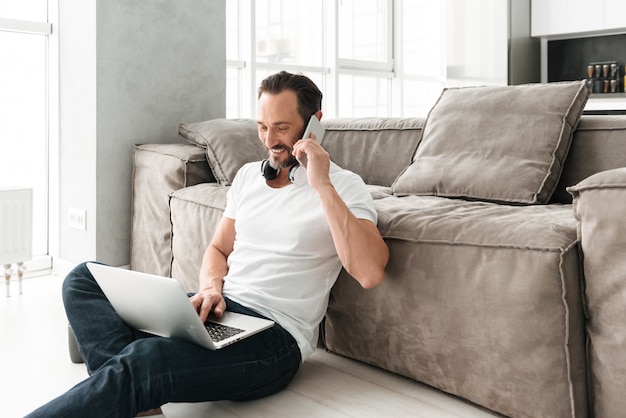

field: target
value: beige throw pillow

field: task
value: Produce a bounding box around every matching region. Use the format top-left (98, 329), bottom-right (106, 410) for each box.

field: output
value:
top-left (392, 81), bottom-right (589, 204)
top-left (179, 118), bottom-right (264, 186)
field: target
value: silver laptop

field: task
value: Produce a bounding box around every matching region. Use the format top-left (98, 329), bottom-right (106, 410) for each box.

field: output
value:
top-left (87, 263), bottom-right (274, 350)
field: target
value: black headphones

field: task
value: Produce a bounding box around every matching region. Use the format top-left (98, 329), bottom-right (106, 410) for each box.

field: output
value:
top-left (261, 160), bottom-right (307, 185)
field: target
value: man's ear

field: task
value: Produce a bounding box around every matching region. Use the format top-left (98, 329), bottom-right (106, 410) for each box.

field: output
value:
top-left (315, 110), bottom-right (323, 122)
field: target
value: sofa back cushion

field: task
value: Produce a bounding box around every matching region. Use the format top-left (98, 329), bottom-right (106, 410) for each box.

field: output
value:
top-left (552, 115), bottom-right (626, 203)
top-left (180, 117), bottom-right (425, 187)
top-left (321, 118), bottom-right (424, 187)
top-left (392, 81), bottom-right (589, 204)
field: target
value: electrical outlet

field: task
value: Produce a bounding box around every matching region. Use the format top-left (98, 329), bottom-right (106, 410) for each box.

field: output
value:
top-left (68, 207), bottom-right (87, 231)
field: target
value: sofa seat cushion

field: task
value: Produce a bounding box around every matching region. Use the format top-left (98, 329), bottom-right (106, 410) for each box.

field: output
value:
top-left (169, 183), bottom-right (392, 292)
top-left (169, 183), bottom-right (229, 292)
top-left (324, 196), bottom-right (587, 418)
top-left (376, 195), bottom-right (577, 247)
top-left (367, 184), bottom-right (392, 200)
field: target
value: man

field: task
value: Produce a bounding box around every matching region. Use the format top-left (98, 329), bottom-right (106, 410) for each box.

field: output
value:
top-left (27, 71), bottom-right (388, 417)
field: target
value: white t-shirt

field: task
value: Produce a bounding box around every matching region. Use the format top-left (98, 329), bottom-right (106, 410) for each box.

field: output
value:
top-left (222, 161), bottom-right (377, 360)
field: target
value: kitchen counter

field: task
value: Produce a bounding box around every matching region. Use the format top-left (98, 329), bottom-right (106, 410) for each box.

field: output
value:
top-left (584, 93), bottom-right (626, 114)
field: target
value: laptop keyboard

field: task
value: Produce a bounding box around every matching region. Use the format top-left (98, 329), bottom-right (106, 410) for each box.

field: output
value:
top-left (204, 321), bottom-right (245, 342)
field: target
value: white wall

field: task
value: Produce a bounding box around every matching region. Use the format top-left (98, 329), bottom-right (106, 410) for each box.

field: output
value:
top-left (58, 0), bottom-right (97, 263)
top-left (57, 0), bottom-right (225, 266)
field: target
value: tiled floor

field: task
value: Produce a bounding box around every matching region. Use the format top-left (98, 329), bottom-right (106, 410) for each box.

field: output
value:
top-left (1, 275), bottom-right (500, 417)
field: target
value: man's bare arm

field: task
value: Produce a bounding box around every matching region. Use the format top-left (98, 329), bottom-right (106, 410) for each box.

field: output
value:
top-left (189, 216), bottom-right (235, 321)
top-left (317, 184), bottom-right (388, 288)
top-left (293, 137), bottom-right (388, 288)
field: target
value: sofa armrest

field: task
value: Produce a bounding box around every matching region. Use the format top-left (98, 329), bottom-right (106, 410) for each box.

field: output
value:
top-left (567, 167), bottom-right (626, 417)
top-left (131, 143), bottom-right (213, 277)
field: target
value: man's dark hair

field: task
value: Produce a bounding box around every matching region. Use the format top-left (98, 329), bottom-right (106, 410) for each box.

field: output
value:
top-left (258, 71), bottom-right (323, 124)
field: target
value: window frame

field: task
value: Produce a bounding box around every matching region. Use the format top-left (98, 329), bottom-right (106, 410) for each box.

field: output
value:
top-left (0, 17), bottom-right (51, 35)
top-left (0, 5), bottom-right (56, 274)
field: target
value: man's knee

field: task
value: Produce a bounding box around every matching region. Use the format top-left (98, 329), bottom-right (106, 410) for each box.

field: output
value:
top-left (62, 261), bottom-right (97, 303)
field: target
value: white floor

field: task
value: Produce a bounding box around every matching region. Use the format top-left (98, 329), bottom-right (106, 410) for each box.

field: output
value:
top-left (1, 275), bottom-right (501, 418)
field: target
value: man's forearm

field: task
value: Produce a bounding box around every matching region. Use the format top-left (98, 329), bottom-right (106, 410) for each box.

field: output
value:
top-left (197, 216), bottom-right (236, 293)
top-left (315, 184), bottom-right (388, 288)
top-left (198, 245), bottom-right (228, 293)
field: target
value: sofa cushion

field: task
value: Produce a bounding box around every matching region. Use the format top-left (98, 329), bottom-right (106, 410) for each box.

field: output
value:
top-left (392, 81), bottom-right (589, 204)
top-left (321, 118), bottom-right (424, 187)
top-left (568, 168), bottom-right (626, 418)
top-left (552, 115), bottom-right (626, 203)
top-left (179, 118), bottom-right (265, 186)
top-left (169, 183), bottom-right (229, 292)
top-left (169, 183), bottom-right (391, 292)
top-left (131, 144), bottom-right (213, 277)
top-left (366, 184), bottom-right (392, 200)
top-left (179, 117), bottom-right (426, 188)
top-left (324, 195), bottom-right (587, 417)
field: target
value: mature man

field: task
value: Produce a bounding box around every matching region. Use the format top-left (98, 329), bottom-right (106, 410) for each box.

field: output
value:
top-left (27, 71), bottom-right (388, 417)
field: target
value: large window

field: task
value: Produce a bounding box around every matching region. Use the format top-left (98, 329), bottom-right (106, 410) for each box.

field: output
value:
top-left (227, 0), bottom-right (331, 117)
top-left (337, 0), bottom-right (393, 117)
top-left (226, 0), bottom-right (446, 119)
top-left (227, 0), bottom-right (514, 119)
top-left (399, 1), bottom-right (446, 116)
top-left (0, 2), bottom-right (53, 271)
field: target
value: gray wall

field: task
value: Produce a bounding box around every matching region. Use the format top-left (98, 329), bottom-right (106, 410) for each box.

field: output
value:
top-left (58, 0), bottom-right (225, 266)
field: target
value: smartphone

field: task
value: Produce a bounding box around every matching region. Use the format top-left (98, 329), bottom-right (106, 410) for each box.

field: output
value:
top-left (298, 115), bottom-right (325, 168)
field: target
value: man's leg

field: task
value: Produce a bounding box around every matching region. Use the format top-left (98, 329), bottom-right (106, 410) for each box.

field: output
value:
top-left (27, 267), bottom-right (301, 417)
top-left (61, 262), bottom-right (140, 374)
top-left (27, 318), bottom-right (301, 417)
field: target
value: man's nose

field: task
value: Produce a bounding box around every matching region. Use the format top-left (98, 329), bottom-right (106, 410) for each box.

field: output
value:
top-left (263, 129), bottom-right (279, 148)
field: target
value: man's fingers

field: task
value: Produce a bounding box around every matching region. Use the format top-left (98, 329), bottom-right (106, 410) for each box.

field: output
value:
top-left (213, 298), bottom-right (226, 317)
top-left (197, 293), bottom-right (226, 322)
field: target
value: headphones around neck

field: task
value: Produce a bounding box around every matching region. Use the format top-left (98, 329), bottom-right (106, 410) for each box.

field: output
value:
top-left (261, 160), bottom-right (307, 185)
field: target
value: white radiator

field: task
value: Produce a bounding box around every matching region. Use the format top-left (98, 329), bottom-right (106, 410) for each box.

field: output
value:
top-left (0, 187), bottom-right (33, 265)
top-left (1, 187), bottom-right (33, 296)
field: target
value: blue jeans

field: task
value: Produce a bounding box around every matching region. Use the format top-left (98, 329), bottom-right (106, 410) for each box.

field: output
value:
top-left (26, 262), bottom-right (301, 418)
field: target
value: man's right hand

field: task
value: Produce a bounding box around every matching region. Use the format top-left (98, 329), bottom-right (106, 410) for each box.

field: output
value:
top-left (189, 288), bottom-right (226, 323)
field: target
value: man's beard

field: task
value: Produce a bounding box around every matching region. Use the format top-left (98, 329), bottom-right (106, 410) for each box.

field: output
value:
top-left (268, 146), bottom-right (297, 170)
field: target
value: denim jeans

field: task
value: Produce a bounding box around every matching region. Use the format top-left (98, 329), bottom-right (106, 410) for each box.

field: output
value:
top-left (26, 262), bottom-right (301, 418)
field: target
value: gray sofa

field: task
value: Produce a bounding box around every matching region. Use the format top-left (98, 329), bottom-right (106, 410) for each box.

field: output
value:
top-left (130, 81), bottom-right (626, 417)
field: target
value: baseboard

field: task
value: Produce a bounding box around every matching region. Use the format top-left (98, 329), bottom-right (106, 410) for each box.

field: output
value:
top-left (51, 258), bottom-right (78, 279)
top-left (51, 259), bottom-right (130, 278)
